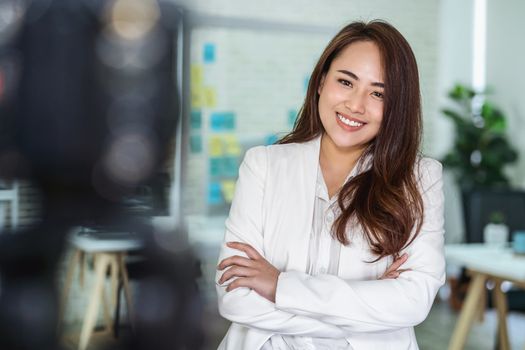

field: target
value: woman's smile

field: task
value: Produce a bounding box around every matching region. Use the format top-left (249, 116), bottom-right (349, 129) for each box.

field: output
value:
top-left (335, 112), bottom-right (367, 131)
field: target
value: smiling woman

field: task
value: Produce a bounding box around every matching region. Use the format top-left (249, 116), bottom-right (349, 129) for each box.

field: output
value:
top-left (215, 20), bottom-right (445, 350)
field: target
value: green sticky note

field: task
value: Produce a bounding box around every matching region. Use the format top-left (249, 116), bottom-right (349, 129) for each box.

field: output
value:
top-left (191, 110), bottom-right (202, 129)
top-left (223, 156), bottom-right (239, 177)
top-left (190, 134), bottom-right (202, 153)
top-left (209, 157), bottom-right (222, 177)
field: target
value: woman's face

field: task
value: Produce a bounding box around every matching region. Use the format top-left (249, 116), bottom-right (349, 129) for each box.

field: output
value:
top-left (318, 40), bottom-right (384, 154)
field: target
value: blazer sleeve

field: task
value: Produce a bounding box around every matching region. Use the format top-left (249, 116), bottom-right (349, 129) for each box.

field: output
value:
top-left (274, 159), bottom-right (446, 333)
top-left (216, 146), bottom-right (347, 338)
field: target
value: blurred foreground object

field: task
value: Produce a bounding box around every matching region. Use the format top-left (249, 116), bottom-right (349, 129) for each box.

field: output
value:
top-left (0, 0), bottom-right (203, 349)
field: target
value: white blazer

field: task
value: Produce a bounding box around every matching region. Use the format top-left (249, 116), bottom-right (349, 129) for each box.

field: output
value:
top-left (216, 136), bottom-right (445, 350)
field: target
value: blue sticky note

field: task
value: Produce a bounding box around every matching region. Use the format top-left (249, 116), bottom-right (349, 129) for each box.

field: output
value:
top-left (265, 134), bottom-right (279, 145)
top-left (210, 112), bottom-right (236, 131)
top-left (190, 134), bottom-right (202, 153)
top-left (191, 110), bottom-right (202, 129)
top-left (304, 76), bottom-right (310, 93)
top-left (208, 182), bottom-right (222, 205)
top-left (288, 109), bottom-right (297, 127)
top-left (203, 43), bottom-right (216, 63)
top-left (210, 113), bottom-right (225, 131)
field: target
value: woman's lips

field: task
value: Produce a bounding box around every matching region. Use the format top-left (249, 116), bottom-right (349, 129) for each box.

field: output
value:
top-left (335, 112), bottom-right (366, 131)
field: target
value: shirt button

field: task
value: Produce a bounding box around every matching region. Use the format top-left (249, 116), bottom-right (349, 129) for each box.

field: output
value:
top-left (319, 267), bottom-right (327, 274)
top-left (326, 211), bottom-right (334, 223)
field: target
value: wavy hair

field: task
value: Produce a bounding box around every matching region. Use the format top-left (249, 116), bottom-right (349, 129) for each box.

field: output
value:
top-left (279, 20), bottom-right (424, 260)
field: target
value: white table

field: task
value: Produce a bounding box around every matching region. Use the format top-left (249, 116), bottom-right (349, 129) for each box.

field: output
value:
top-left (59, 228), bottom-right (143, 350)
top-left (445, 243), bottom-right (525, 350)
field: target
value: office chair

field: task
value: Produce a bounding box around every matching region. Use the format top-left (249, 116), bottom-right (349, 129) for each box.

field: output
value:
top-left (461, 188), bottom-right (525, 313)
top-left (462, 189), bottom-right (525, 243)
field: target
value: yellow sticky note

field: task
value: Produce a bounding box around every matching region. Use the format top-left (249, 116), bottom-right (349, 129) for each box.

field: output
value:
top-left (221, 180), bottom-right (236, 203)
top-left (223, 135), bottom-right (241, 156)
top-left (191, 90), bottom-right (204, 108)
top-left (191, 64), bottom-right (203, 87)
top-left (203, 86), bottom-right (217, 108)
top-left (191, 64), bottom-right (204, 108)
top-left (209, 136), bottom-right (224, 157)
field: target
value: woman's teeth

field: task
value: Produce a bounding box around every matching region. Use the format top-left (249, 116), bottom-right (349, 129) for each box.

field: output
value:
top-left (337, 113), bottom-right (363, 127)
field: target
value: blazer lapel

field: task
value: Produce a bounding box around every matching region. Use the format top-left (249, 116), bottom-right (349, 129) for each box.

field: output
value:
top-left (279, 135), bottom-right (321, 271)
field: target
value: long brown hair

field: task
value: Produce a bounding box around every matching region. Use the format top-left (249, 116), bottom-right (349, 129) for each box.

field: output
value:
top-left (279, 20), bottom-right (424, 260)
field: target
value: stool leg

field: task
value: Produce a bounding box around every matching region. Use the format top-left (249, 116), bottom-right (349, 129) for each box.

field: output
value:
top-left (110, 256), bottom-right (119, 309)
top-left (477, 283), bottom-right (486, 322)
top-left (58, 249), bottom-right (81, 333)
top-left (78, 253), bottom-right (110, 350)
top-left (79, 251), bottom-right (85, 288)
top-left (118, 253), bottom-right (134, 330)
top-left (101, 276), bottom-right (113, 333)
top-left (448, 272), bottom-right (487, 350)
top-left (113, 281), bottom-right (123, 338)
top-left (493, 279), bottom-right (510, 350)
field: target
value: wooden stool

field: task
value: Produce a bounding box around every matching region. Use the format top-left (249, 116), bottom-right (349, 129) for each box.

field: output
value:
top-left (59, 229), bottom-right (142, 350)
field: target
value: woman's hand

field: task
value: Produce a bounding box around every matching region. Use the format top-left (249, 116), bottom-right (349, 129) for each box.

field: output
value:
top-left (379, 253), bottom-right (410, 279)
top-left (217, 242), bottom-right (280, 302)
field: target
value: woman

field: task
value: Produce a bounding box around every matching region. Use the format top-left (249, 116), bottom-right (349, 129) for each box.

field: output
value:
top-left (216, 20), bottom-right (445, 349)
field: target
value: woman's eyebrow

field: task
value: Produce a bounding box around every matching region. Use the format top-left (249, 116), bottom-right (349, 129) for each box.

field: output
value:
top-left (337, 69), bottom-right (359, 80)
top-left (337, 69), bottom-right (384, 88)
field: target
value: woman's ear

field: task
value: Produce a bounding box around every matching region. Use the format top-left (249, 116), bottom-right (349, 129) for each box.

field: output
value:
top-left (317, 75), bottom-right (326, 95)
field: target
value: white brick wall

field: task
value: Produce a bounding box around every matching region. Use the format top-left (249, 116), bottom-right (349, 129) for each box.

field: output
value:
top-left (179, 0), bottom-right (442, 216)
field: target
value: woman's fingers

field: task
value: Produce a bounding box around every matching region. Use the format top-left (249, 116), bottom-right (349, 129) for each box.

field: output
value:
top-left (218, 266), bottom-right (254, 284)
top-left (383, 272), bottom-right (400, 279)
top-left (218, 255), bottom-right (254, 270)
top-left (226, 277), bottom-right (254, 292)
top-left (384, 253), bottom-right (408, 274)
top-left (226, 241), bottom-right (261, 260)
top-left (380, 253), bottom-right (410, 279)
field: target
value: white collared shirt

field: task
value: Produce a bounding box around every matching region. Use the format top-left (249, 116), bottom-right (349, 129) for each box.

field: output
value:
top-left (262, 164), bottom-right (356, 350)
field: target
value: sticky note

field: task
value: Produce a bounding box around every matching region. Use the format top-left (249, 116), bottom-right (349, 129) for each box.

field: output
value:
top-left (208, 182), bottom-right (222, 205)
top-left (221, 180), bottom-right (236, 203)
top-left (209, 158), bottom-right (222, 177)
top-left (304, 76), bottom-right (310, 93)
top-left (190, 134), bottom-right (202, 153)
top-left (223, 135), bottom-right (241, 156)
top-left (223, 156), bottom-right (239, 177)
top-left (265, 134), bottom-right (279, 145)
top-left (191, 92), bottom-right (203, 108)
top-left (208, 136), bottom-right (224, 157)
top-left (203, 43), bottom-right (216, 63)
top-left (224, 113), bottom-right (235, 130)
top-left (191, 64), bottom-right (204, 87)
top-left (210, 113), bottom-right (224, 131)
top-left (191, 65), bottom-right (204, 108)
top-left (191, 110), bottom-right (202, 129)
top-left (204, 86), bottom-right (217, 108)
top-left (210, 112), bottom-right (236, 131)
top-left (288, 109), bottom-right (297, 127)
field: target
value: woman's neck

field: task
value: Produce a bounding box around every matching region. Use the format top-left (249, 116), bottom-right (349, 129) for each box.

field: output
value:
top-left (319, 133), bottom-right (365, 175)
top-left (319, 133), bottom-right (366, 198)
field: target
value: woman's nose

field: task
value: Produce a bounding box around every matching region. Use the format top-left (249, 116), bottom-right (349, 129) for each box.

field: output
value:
top-left (344, 91), bottom-right (366, 114)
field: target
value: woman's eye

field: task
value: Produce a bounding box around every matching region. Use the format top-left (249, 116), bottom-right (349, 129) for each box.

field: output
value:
top-left (372, 91), bottom-right (384, 99)
top-left (338, 79), bottom-right (352, 87)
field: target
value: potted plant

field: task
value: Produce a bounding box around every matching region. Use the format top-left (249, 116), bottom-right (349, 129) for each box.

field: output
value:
top-left (483, 211), bottom-right (509, 247)
top-left (441, 84), bottom-right (518, 190)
